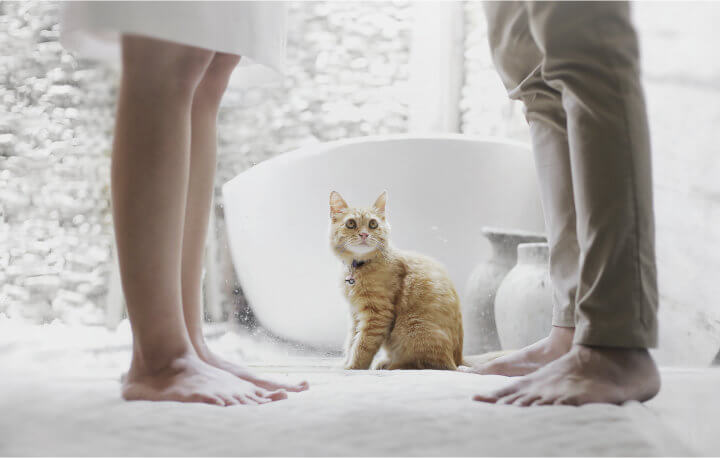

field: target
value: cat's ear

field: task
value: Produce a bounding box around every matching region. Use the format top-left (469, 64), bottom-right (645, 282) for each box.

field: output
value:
top-left (329, 191), bottom-right (348, 220)
top-left (373, 190), bottom-right (388, 217)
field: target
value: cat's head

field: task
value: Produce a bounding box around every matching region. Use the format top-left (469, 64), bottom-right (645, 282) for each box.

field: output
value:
top-left (329, 190), bottom-right (390, 261)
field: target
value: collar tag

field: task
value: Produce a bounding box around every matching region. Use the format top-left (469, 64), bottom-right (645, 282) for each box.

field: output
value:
top-left (346, 259), bottom-right (367, 286)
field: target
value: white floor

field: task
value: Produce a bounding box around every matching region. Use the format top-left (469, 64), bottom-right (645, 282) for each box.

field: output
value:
top-left (1, 318), bottom-right (718, 456)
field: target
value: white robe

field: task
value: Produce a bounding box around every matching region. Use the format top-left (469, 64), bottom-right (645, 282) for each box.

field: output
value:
top-left (60, 1), bottom-right (287, 85)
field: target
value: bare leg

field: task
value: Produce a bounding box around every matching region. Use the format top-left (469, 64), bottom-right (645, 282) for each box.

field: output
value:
top-left (115, 35), bottom-right (286, 405)
top-left (181, 53), bottom-right (307, 392)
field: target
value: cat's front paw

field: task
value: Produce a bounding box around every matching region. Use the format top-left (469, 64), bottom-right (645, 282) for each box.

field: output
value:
top-left (372, 358), bottom-right (392, 370)
top-left (344, 360), bottom-right (370, 370)
top-left (336, 356), bottom-right (352, 370)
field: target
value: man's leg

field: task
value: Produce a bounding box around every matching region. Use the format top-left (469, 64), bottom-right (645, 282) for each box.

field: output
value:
top-left (472, 1), bottom-right (578, 376)
top-left (475, 2), bottom-right (660, 406)
top-left (181, 53), bottom-right (307, 393)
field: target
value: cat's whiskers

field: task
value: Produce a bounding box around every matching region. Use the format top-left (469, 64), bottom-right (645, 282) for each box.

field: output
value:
top-left (372, 240), bottom-right (393, 264)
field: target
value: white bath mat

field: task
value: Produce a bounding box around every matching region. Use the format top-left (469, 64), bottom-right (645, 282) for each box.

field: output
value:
top-left (0, 368), bottom-right (693, 456)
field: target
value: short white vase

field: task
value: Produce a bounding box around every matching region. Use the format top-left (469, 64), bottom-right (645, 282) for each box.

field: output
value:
top-left (463, 228), bottom-right (546, 353)
top-left (494, 242), bottom-right (553, 350)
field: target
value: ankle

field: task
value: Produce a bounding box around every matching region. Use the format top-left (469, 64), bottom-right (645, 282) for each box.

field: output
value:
top-left (129, 342), bottom-right (197, 376)
top-left (576, 344), bottom-right (654, 361)
top-left (573, 345), bottom-right (660, 385)
top-left (546, 326), bottom-right (574, 353)
top-left (188, 334), bottom-right (216, 362)
top-left (181, 305), bottom-right (209, 357)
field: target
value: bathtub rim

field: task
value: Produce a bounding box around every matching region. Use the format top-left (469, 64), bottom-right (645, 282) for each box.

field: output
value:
top-left (221, 133), bottom-right (532, 194)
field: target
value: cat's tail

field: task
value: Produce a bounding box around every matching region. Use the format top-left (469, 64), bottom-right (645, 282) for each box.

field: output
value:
top-left (459, 350), bottom-right (515, 370)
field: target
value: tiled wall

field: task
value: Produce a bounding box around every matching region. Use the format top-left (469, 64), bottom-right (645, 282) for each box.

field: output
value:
top-left (0, 2), bottom-right (115, 324)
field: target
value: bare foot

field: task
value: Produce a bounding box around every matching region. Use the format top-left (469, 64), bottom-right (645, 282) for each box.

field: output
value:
top-left (473, 344), bottom-right (661, 406)
top-left (469, 326), bottom-right (574, 376)
top-left (122, 353), bottom-right (289, 406)
top-left (196, 344), bottom-right (309, 393)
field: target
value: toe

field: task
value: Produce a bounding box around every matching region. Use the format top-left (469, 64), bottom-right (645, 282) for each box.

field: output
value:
top-left (243, 396), bottom-right (260, 406)
top-left (218, 394), bottom-right (238, 406)
top-left (498, 392), bottom-right (524, 405)
top-left (236, 395), bottom-right (257, 406)
top-left (514, 394), bottom-right (541, 407)
top-left (249, 376), bottom-right (308, 393)
top-left (493, 381), bottom-right (524, 398)
top-left (248, 393), bottom-right (270, 404)
top-left (190, 393), bottom-right (225, 406)
top-left (531, 395), bottom-right (559, 406)
top-left (264, 389), bottom-right (288, 401)
top-left (233, 394), bottom-right (249, 405)
top-left (473, 394), bottom-right (498, 403)
top-left (279, 379), bottom-right (309, 392)
top-left (553, 396), bottom-right (580, 406)
top-left (473, 381), bottom-right (523, 403)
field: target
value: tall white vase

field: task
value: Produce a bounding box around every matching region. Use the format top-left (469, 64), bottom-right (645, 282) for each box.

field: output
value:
top-left (462, 228), bottom-right (546, 353)
top-left (494, 242), bottom-right (553, 350)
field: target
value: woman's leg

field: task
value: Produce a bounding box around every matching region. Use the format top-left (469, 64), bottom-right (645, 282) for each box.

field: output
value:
top-left (114, 35), bottom-right (287, 405)
top-left (180, 53), bottom-right (307, 392)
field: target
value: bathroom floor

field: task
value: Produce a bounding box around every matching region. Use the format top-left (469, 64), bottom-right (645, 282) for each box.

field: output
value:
top-left (1, 319), bottom-right (718, 456)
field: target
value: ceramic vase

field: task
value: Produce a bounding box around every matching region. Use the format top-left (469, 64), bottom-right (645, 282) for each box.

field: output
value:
top-left (462, 227), bottom-right (546, 353)
top-left (494, 242), bottom-right (553, 350)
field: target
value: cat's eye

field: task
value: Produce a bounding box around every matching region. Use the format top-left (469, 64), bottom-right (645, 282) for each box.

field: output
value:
top-left (345, 219), bottom-right (357, 229)
top-left (369, 219), bottom-right (378, 229)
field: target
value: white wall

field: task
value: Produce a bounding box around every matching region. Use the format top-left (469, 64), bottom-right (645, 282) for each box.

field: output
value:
top-left (635, 2), bottom-right (720, 365)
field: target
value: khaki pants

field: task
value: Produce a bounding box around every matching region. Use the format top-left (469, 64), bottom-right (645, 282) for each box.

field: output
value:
top-left (484, 1), bottom-right (658, 348)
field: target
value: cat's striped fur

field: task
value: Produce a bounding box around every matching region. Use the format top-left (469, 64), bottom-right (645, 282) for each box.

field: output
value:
top-left (330, 191), bottom-right (464, 370)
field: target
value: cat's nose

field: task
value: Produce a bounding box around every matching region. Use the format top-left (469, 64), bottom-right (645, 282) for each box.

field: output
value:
top-left (359, 232), bottom-right (369, 240)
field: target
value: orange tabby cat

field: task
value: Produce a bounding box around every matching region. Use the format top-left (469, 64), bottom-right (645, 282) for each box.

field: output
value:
top-left (329, 190), bottom-right (464, 370)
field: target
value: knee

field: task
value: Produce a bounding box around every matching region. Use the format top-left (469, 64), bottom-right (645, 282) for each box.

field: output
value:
top-left (120, 34), bottom-right (215, 100)
top-left (522, 91), bottom-right (567, 133)
top-left (193, 54), bottom-right (241, 109)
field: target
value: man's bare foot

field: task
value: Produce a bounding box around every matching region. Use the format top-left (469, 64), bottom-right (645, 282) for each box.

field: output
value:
top-left (195, 344), bottom-right (309, 393)
top-left (473, 344), bottom-right (661, 406)
top-left (468, 326), bottom-right (574, 376)
top-left (122, 353), bottom-right (289, 406)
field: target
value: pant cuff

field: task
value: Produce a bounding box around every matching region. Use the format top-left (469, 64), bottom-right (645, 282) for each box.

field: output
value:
top-left (574, 320), bottom-right (658, 349)
top-left (552, 303), bottom-right (575, 328)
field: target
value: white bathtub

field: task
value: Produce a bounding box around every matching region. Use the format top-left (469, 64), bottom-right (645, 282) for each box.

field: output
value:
top-left (222, 135), bottom-right (545, 350)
